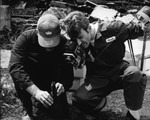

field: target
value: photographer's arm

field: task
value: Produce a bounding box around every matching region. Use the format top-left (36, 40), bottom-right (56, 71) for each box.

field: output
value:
top-left (57, 58), bottom-right (74, 91)
top-left (61, 63), bottom-right (74, 91)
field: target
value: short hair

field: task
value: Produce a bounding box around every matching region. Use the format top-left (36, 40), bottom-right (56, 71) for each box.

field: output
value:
top-left (63, 11), bottom-right (89, 39)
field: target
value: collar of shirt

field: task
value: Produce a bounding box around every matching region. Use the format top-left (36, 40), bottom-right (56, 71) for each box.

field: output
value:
top-left (96, 21), bottom-right (108, 39)
top-left (90, 21), bottom-right (99, 46)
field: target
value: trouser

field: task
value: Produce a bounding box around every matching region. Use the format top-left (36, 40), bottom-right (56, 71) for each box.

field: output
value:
top-left (14, 86), bottom-right (69, 119)
top-left (72, 61), bottom-right (147, 114)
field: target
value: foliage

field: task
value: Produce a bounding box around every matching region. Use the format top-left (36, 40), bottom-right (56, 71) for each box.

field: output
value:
top-left (0, 0), bottom-right (146, 51)
top-left (0, 68), bottom-right (22, 119)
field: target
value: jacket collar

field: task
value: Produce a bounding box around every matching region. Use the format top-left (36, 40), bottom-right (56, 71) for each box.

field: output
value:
top-left (96, 21), bottom-right (108, 39)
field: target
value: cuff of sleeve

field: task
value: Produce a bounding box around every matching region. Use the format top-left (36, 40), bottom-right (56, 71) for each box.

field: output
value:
top-left (20, 81), bottom-right (34, 90)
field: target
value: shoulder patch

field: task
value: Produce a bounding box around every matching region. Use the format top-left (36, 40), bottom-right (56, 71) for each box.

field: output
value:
top-left (106, 36), bottom-right (116, 43)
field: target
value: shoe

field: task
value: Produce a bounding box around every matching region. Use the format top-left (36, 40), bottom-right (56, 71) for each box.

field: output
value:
top-left (126, 111), bottom-right (150, 120)
top-left (93, 97), bottom-right (107, 111)
top-left (84, 97), bottom-right (107, 120)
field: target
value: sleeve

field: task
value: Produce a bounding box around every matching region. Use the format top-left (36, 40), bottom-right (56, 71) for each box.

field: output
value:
top-left (59, 60), bottom-right (74, 91)
top-left (9, 32), bottom-right (34, 90)
top-left (127, 21), bottom-right (144, 40)
top-left (108, 20), bottom-right (144, 43)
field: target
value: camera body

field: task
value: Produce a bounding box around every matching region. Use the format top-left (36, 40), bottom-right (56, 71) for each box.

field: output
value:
top-left (63, 40), bottom-right (86, 69)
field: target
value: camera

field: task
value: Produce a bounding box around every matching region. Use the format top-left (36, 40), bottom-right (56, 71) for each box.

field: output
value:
top-left (63, 40), bottom-right (86, 69)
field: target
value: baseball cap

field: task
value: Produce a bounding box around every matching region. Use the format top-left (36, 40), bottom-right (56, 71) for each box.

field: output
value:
top-left (37, 13), bottom-right (61, 47)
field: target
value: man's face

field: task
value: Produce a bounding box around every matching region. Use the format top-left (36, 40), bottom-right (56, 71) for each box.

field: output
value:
top-left (76, 28), bottom-right (91, 48)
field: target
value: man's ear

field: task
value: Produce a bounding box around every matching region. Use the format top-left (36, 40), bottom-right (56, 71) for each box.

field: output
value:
top-left (87, 25), bottom-right (92, 33)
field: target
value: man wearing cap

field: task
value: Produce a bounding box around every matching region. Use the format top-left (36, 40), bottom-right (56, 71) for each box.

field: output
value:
top-left (62, 10), bottom-right (150, 120)
top-left (9, 13), bottom-right (74, 120)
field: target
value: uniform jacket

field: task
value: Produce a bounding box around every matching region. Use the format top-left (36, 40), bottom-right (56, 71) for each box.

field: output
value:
top-left (9, 29), bottom-right (74, 92)
top-left (88, 20), bottom-right (144, 68)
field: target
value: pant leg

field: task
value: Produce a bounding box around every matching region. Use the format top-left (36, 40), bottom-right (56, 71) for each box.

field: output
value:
top-left (50, 92), bottom-right (69, 119)
top-left (72, 75), bottom-right (111, 114)
top-left (34, 92), bottom-right (69, 119)
top-left (107, 62), bottom-right (147, 110)
top-left (14, 85), bottom-right (33, 116)
top-left (73, 61), bottom-right (147, 114)
top-left (122, 65), bottom-right (147, 110)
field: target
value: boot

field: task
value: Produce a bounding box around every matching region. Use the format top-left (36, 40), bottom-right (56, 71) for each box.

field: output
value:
top-left (84, 97), bottom-right (107, 120)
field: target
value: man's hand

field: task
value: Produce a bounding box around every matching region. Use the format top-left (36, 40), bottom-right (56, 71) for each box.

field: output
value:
top-left (55, 82), bottom-right (65, 96)
top-left (35, 90), bottom-right (53, 108)
top-left (26, 84), bottom-right (53, 108)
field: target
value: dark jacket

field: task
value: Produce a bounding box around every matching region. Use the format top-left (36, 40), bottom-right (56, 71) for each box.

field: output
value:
top-left (88, 20), bottom-right (144, 68)
top-left (9, 29), bottom-right (74, 92)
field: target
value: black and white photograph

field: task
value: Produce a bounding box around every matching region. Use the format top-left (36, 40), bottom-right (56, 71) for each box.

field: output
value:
top-left (0, 0), bottom-right (150, 120)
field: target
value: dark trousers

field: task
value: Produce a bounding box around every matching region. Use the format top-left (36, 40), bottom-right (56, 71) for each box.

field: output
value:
top-left (14, 86), bottom-right (69, 119)
top-left (73, 61), bottom-right (147, 113)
